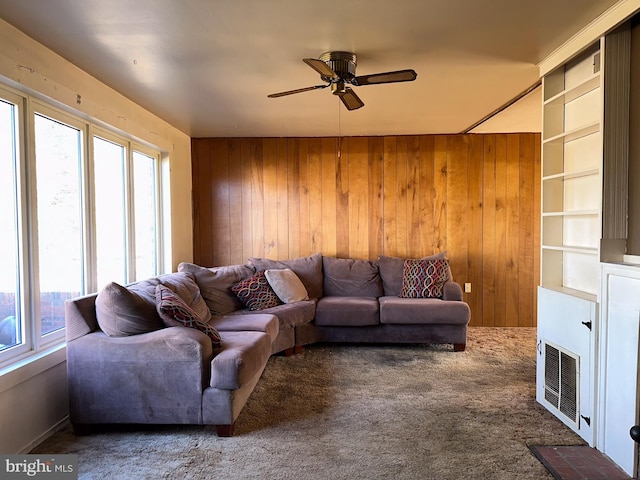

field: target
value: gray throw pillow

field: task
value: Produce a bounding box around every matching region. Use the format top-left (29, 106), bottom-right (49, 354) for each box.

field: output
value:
top-left (96, 282), bottom-right (164, 336)
top-left (264, 268), bottom-right (309, 303)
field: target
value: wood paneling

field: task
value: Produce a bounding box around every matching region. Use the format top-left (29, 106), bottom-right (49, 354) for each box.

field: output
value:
top-left (191, 133), bottom-right (541, 327)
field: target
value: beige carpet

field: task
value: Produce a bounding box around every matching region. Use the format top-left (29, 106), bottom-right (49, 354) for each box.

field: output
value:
top-left (32, 327), bottom-right (585, 479)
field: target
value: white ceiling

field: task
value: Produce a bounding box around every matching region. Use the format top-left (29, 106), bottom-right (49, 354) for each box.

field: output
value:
top-left (0, 0), bottom-right (623, 137)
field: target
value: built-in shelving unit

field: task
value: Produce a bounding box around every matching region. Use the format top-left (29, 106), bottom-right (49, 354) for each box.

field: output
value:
top-left (537, 17), bottom-right (635, 476)
top-left (537, 42), bottom-right (603, 445)
top-left (540, 44), bottom-right (602, 299)
top-left (537, 24), bottom-right (631, 450)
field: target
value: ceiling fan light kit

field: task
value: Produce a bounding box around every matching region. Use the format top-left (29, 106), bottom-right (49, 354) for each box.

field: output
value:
top-left (268, 51), bottom-right (417, 111)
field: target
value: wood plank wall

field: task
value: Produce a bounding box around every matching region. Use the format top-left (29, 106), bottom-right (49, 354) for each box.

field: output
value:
top-left (191, 133), bottom-right (541, 327)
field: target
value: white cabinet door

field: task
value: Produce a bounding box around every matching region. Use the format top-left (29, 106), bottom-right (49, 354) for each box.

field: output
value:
top-left (598, 266), bottom-right (640, 477)
top-left (537, 286), bottom-right (595, 445)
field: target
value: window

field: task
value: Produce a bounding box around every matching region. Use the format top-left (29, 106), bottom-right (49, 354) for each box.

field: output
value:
top-left (132, 149), bottom-right (160, 281)
top-left (92, 133), bottom-right (162, 288)
top-left (34, 113), bottom-right (85, 338)
top-left (94, 135), bottom-right (127, 288)
top-left (0, 97), bottom-right (21, 352)
top-left (0, 88), bottom-right (164, 369)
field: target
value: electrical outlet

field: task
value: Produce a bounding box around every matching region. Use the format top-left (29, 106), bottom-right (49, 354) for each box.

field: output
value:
top-left (464, 283), bottom-right (472, 293)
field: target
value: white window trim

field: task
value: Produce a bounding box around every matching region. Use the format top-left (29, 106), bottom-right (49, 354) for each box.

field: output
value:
top-left (0, 83), bottom-right (166, 374)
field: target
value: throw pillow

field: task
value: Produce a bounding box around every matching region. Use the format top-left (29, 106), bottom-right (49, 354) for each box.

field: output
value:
top-left (400, 258), bottom-right (450, 299)
top-left (264, 268), bottom-right (309, 303)
top-left (231, 271), bottom-right (283, 311)
top-left (378, 252), bottom-right (451, 296)
top-left (96, 282), bottom-right (164, 337)
top-left (125, 272), bottom-right (211, 323)
top-left (155, 284), bottom-right (222, 348)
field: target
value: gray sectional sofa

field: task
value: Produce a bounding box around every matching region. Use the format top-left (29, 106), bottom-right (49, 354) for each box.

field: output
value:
top-left (65, 253), bottom-right (470, 437)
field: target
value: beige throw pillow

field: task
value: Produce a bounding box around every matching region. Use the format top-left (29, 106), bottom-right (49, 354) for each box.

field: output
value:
top-left (264, 268), bottom-right (309, 303)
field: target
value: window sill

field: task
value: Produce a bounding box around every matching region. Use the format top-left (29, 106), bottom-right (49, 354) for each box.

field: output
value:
top-left (0, 343), bottom-right (66, 393)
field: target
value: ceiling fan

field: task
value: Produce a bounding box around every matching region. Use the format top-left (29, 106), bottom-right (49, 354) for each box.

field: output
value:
top-left (267, 51), bottom-right (417, 111)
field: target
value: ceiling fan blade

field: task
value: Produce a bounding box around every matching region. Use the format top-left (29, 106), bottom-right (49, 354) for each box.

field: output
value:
top-left (338, 87), bottom-right (364, 111)
top-left (303, 58), bottom-right (339, 79)
top-left (352, 69), bottom-right (417, 86)
top-left (267, 84), bottom-right (328, 98)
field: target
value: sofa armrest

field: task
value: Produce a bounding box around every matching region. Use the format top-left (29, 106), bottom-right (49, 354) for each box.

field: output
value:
top-left (442, 281), bottom-right (463, 301)
top-left (67, 327), bottom-right (214, 425)
top-left (68, 326), bottom-right (214, 363)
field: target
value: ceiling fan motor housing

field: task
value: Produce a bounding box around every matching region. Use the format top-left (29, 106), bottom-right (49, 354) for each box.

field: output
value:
top-left (319, 51), bottom-right (357, 82)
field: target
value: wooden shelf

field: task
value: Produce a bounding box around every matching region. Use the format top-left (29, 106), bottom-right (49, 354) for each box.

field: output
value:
top-left (543, 122), bottom-right (600, 144)
top-left (542, 210), bottom-right (599, 217)
top-left (542, 244), bottom-right (598, 255)
top-left (542, 168), bottom-right (600, 181)
top-left (539, 285), bottom-right (598, 303)
top-left (544, 74), bottom-right (600, 107)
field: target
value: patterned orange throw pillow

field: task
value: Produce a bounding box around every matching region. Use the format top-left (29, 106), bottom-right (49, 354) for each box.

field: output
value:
top-left (231, 271), bottom-right (283, 310)
top-left (399, 259), bottom-right (450, 298)
top-left (155, 284), bottom-right (222, 348)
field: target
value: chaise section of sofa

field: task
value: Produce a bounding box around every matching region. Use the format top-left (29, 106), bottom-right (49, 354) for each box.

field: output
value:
top-left (65, 272), bottom-right (279, 437)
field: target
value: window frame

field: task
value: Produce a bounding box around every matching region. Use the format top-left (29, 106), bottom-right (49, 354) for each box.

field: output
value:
top-left (29, 102), bottom-right (89, 351)
top-left (0, 87), bottom-right (166, 372)
top-left (0, 89), bottom-right (31, 364)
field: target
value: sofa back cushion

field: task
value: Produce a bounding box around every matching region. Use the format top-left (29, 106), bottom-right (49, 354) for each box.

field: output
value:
top-left (178, 262), bottom-right (254, 314)
top-left (322, 256), bottom-right (383, 297)
top-left (248, 253), bottom-right (323, 299)
top-left (378, 252), bottom-right (452, 296)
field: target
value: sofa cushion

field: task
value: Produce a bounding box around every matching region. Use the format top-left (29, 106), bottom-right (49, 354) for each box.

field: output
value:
top-left (379, 296), bottom-right (470, 325)
top-left (95, 282), bottom-right (164, 336)
top-left (231, 300), bottom-right (316, 329)
top-left (155, 284), bottom-right (222, 348)
top-left (210, 330), bottom-right (272, 390)
top-left (322, 256), bottom-right (383, 297)
top-left (209, 313), bottom-right (279, 342)
top-left (264, 268), bottom-right (309, 303)
top-left (378, 252), bottom-right (451, 296)
top-left (126, 272), bottom-right (211, 323)
top-left (178, 262), bottom-right (254, 314)
top-left (248, 253), bottom-right (323, 299)
top-left (231, 271), bottom-right (283, 311)
top-left (400, 258), bottom-right (450, 299)
top-left (315, 296), bottom-right (380, 326)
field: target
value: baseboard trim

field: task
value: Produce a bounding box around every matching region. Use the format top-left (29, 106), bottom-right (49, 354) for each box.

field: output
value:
top-left (19, 416), bottom-right (70, 454)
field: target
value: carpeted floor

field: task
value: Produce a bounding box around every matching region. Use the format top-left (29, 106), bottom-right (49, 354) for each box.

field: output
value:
top-left (32, 327), bottom-right (586, 479)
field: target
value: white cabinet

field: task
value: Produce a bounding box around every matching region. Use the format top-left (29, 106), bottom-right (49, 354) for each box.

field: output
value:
top-left (537, 287), bottom-right (596, 444)
top-left (598, 263), bottom-right (640, 477)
